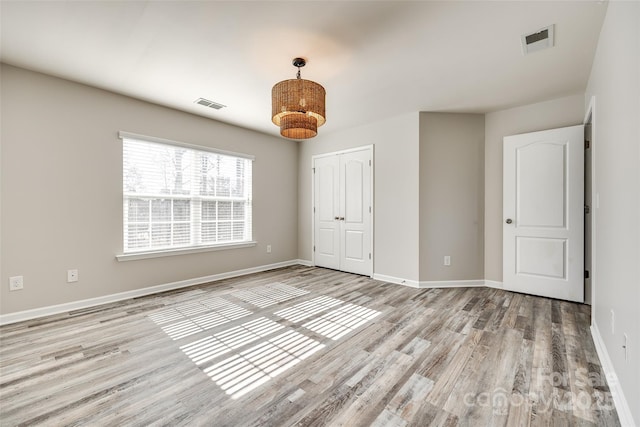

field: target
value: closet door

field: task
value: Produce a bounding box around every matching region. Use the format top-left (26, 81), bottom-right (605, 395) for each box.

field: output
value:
top-left (313, 147), bottom-right (372, 276)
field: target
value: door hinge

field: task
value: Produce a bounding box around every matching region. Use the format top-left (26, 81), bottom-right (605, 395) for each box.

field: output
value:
top-left (369, 253), bottom-right (372, 260)
top-left (313, 246), bottom-right (316, 252)
top-left (584, 205), bottom-right (590, 214)
top-left (585, 270), bottom-right (590, 279)
top-left (312, 167), bottom-right (316, 173)
top-left (369, 206), bottom-right (372, 213)
top-left (313, 206), bottom-right (316, 213)
top-left (369, 160), bottom-right (372, 166)
top-left (585, 140), bottom-right (590, 149)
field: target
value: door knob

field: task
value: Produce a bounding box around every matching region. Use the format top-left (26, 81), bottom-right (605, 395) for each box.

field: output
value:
top-left (505, 218), bottom-right (513, 224)
top-left (339, 217), bottom-right (345, 221)
top-left (334, 217), bottom-right (340, 220)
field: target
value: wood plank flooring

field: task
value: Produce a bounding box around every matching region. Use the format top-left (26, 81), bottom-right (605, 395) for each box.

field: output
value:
top-left (0, 266), bottom-right (620, 426)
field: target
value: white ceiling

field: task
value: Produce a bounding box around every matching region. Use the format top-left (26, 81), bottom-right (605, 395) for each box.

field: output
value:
top-left (0, 1), bottom-right (607, 139)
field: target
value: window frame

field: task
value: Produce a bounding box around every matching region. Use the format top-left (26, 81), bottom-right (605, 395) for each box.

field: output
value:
top-left (116, 131), bottom-right (255, 261)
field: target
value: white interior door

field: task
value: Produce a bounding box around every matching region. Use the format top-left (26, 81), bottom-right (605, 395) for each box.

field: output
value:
top-left (503, 125), bottom-right (584, 302)
top-left (340, 149), bottom-right (372, 276)
top-left (313, 147), bottom-right (373, 276)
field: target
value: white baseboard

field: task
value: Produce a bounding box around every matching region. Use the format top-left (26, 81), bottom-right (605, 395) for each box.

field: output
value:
top-left (0, 259), bottom-right (305, 326)
top-left (373, 274), bottom-right (492, 290)
top-left (372, 273), bottom-right (421, 288)
top-left (591, 322), bottom-right (635, 427)
top-left (295, 259), bottom-right (313, 267)
top-left (419, 279), bottom-right (485, 289)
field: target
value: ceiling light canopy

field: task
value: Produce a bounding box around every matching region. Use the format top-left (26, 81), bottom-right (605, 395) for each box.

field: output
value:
top-left (272, 58), bottom-right (326, 139)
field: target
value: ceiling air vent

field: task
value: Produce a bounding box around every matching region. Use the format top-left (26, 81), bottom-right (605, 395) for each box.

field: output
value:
top-left (194, 98), bottom-right (226, 110)
top-left (521, 25), bottom-right (554, 55)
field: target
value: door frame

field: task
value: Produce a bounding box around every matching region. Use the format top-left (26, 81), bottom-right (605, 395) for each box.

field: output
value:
top-left (584, 96), bottom-right (597, 310)
top-left (311, 145), bottom-right (374, 277)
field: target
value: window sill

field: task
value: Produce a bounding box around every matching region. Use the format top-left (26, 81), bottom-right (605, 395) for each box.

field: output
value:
top-left (116, 241), bottom-right (257, 262)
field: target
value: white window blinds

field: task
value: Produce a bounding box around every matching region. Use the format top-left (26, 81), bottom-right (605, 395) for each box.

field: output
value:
top-left (121, 134), bottom-right (252, 254)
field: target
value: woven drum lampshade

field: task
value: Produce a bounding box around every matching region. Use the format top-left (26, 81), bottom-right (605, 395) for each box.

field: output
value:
top-left (272, 58), bottom-right (326, 139)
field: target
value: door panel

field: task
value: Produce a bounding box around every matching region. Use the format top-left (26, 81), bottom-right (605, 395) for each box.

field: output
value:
top-left (344, 230), bottom-right (364, 260)
top-left (503, 125), bottom-right (583, 302)
top-left (318, 228), bottom-right (337, 256)
top-left (516, 237), bottom-right (566, 278)
top-left (313, 156), bottom-right (340, 270)
top-left (517, 143), bottom-right (566, 227)
top-left (318, 163), bottom-right (337, 222)
top-left (344, 160), bottom-right (364, 223)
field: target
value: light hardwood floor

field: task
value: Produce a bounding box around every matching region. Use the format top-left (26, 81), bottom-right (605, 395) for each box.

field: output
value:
top-left (0, 266), bottom-right (620, 426)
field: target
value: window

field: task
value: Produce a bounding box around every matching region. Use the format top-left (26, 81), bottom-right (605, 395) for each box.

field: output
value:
top-left (120, 132), bottom-right (253, 255)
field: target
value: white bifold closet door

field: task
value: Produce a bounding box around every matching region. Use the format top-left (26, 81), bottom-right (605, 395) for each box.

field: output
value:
top-left (313, 147), bottom-right (372, 276)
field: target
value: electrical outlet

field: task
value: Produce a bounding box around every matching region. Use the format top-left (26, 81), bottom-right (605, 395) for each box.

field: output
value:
top-left (9, 276), bottom-right (24, 291)
top-left (67, 269), bottom-right (79, 283)
top-left (444, 256), bottom-right (451, 266)
top-left (266, 245), bottom-right (272, 254)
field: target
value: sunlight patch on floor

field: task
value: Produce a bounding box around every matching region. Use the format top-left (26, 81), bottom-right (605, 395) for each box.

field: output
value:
top-left (180, 317), bottom-right (284, 365)
top-left (231, 283), bottom-right (310, 308)
top-left (274, 296), bottom-right (343, 322)
top-left (149, 283), bottom-right (380, 400)
top-left (204, 330), bottom-right (324, 399)
top-left (148, 300), bottom-right (253, 340)
top-left (303, 303), bottom-right (381, 340)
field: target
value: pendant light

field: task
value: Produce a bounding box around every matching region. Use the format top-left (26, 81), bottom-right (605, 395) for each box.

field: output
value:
top-left (272, 58), bottom-right (326, 139)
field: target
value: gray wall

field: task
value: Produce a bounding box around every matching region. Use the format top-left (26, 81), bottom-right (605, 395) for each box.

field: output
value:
top-left (585, 1), bottom-right (640, 422)
top-left (419, 113), bottom-right (484, 282)
top-left (1, 64), bottom-right (299, 314)
top-left (298, 113), bottom-right (421, 282)
top-left (484, 94), bottom-right (585, 283)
